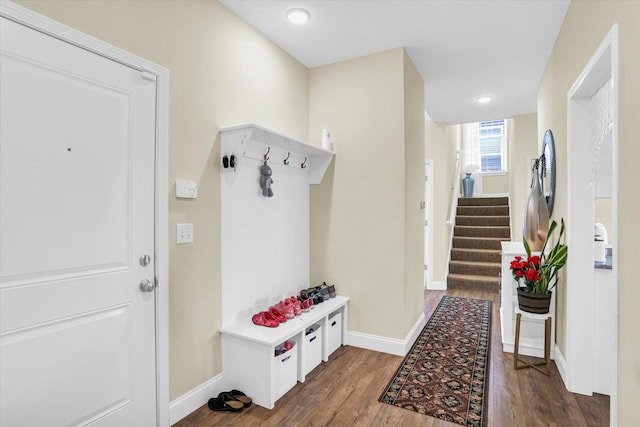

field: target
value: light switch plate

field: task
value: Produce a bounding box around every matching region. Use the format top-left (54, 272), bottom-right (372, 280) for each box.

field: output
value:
top-left (177, 223), bottom-right (194, 244)
top-left (176, 180), bottom-right (198, 199)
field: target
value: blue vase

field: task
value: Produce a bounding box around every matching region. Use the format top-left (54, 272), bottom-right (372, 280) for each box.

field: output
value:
top-left (463, 173), bottom-right (474, 197)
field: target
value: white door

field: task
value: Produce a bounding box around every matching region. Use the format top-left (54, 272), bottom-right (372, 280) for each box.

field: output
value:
top-left (0, 16), bottom-right (157, 426)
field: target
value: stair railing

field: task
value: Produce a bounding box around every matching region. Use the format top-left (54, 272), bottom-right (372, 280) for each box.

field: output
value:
top-left (447, 150), bottom-right (461, 226)
top-left (444, 150), bottom-right (461, 286)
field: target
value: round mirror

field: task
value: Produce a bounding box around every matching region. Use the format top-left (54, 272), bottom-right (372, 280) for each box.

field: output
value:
top-left (540, 129), bottom-right (556, 216)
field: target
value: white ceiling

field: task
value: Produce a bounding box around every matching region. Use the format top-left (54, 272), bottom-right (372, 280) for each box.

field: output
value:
top-left (219, 0), bottom-right (570, 124)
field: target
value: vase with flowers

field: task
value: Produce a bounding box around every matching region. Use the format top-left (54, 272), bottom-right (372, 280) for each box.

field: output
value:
top-left (509, 219), bottom-right (568, 313)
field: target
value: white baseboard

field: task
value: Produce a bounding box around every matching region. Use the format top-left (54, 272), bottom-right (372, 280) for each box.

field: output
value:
top-left (169, 373), bottom-right (223, 425)
top-left (427, 281), bottom-right (446, 290)
top-left (403, 313), bottom-right (426, 354)
top-left (348, 313), bottom-right (426, 356)
top-left (554, 347), bottom-right (569, 387)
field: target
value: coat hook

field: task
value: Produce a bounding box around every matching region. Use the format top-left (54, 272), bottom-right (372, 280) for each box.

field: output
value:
top-left (284, 152), bottom-right (290, 165)
top-left (264, 146), bottom-right (270, 161)
top-left (301, 156), bottom-right (307, 169)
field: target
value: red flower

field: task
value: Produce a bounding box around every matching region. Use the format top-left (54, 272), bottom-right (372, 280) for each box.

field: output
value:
top-left (525, 269), bottom-right (540, 282)
top-left (514, 256), bottom-right (522, 261)
top-left (515, 270), bottom-right (523, 277)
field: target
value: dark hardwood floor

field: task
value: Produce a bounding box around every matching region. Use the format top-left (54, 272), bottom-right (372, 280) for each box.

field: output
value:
top-left (174, 288), bottom-right (609, 427)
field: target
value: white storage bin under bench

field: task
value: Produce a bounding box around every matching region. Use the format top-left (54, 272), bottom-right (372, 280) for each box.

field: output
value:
top-left (220, 296), bottom-right (349, 409)
top-left (303, 324), bottom-right (322, 376)
top-left (327, 310), bottom-right (343, 356)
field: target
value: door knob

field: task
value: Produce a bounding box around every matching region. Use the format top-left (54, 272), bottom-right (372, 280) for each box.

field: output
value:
top-left (139, 279), bottom-right (156, 292)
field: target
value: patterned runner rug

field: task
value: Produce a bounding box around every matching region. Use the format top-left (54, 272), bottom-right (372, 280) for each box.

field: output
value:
top-left (379, 296), bottom-right (491, 426)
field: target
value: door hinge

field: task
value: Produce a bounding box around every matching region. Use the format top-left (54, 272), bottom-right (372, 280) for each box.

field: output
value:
top-left (424, 220), bottom-right (429, 226)
top-left (140, 70), bottom-right (157, 82)
top-left (424, 265), bottom-right (428, 271)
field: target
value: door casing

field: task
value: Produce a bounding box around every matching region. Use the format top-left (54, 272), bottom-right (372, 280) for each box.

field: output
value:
top-left (424, 160), bottom-right (434, 289)
top-left (566, 23), bottom-right (618, 427)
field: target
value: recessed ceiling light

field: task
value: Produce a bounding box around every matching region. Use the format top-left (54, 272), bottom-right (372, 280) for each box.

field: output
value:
top-left (286, 8), bottom-right (311, 24)
top-left (476, 96), bottom-right (493, 104)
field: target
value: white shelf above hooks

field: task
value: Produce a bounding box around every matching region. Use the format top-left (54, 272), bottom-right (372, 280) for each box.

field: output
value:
top-left (220, 124), bottom-right (334, 184)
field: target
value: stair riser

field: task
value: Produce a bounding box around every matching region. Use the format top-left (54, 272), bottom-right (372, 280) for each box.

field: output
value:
top-left (451, 249), bottom-right (501, 263)
top-left (458, 197), bottom-right (509, 206)
top-left (456, 216), bottom-right (510, 226)
top-left (453, 237), bottom-right (505, 250)
top-left (449, 263), bottom-right (501, 277)
top-left (457, 206), bottom-right (509, 216)
top-left (454, 226), bottom-right (510, 238)
top-left (447, 276), bottom-right (500, 292)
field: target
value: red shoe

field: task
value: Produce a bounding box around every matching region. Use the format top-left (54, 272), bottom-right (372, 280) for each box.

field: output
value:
top-left (277, 302), bottom-right (295, 319)
top-left (289, 296), bottom-right (302, 315)
top-left (282, 299), bottom-right (301, 316)
top-left (263, 310), bottom-right (280, 326)
top-left (269, 306), bottom-right (287, 323)
top-left (297, 296), bottom-right (310, 312)
top-left (252, 311), bottom-right (279, 327)
top-left (298, 296), bottom-right (312, 311)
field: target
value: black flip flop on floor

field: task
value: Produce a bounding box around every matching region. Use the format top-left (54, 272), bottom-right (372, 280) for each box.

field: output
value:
top-left (207, 396), bottom-right (243, 412)
top-left (229, 389), bottom-right (252, 408)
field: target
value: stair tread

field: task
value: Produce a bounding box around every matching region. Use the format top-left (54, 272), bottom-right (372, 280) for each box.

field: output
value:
top-left (447, 273), bottom-right (500, 282)
top-left (454, 236), bottom-right (510, 241)
top-left (457, 206), bottom-right (508, 208)
top-left (454, 226), bottom-right (510, 231)
top-left (452, 248), bottom-right (501, 253)
top-left (457, 205), bottom-right (508, 211)
top-left (456, 215), bottom-right (509, 218)
top-left (449, 260), bottom-right (501, 267)
top-left (455, 225), bottom-right (510, 228)
top-left (456, 216), bottom-right (510, 226)
top-left (458, 197), bottom-right (509, 206)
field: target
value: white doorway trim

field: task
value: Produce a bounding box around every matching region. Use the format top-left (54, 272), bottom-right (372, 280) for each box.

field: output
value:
top-left (424, 160), bottom-right (434, 289)
top-left (566, 24), bottom-right (618, 426)
top-left (0, 2), bottom-right (170, 426)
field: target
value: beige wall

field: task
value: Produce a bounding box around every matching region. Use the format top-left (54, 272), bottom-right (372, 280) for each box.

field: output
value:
top-left (309, 48), bottom-right (423, 339)
top-left (537, 1), bottom-right (640, 422)
top-left (481, 174), bottom-right (509, 194)
top-left (16, 0), bottom-right (310, 400)
top-left (508, 114), bottom-right (539, 242)
top-left (402, 51), bottom-right (426, 330)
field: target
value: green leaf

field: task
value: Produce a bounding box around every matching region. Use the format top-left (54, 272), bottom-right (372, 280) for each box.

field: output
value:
top-left (540, 220), bottom-right (558, 255)
top-left (523, 237), bottom-right (532, 257)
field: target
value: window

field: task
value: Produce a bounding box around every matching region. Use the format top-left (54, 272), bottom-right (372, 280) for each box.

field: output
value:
top-left (478, 120), bottom-right (506, 172)
top-left (463, 119), bottom-right (508, 173)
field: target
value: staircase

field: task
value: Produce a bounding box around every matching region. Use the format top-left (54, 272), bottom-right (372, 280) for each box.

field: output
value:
top-left (447, 197), bottom-right (510, 292)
